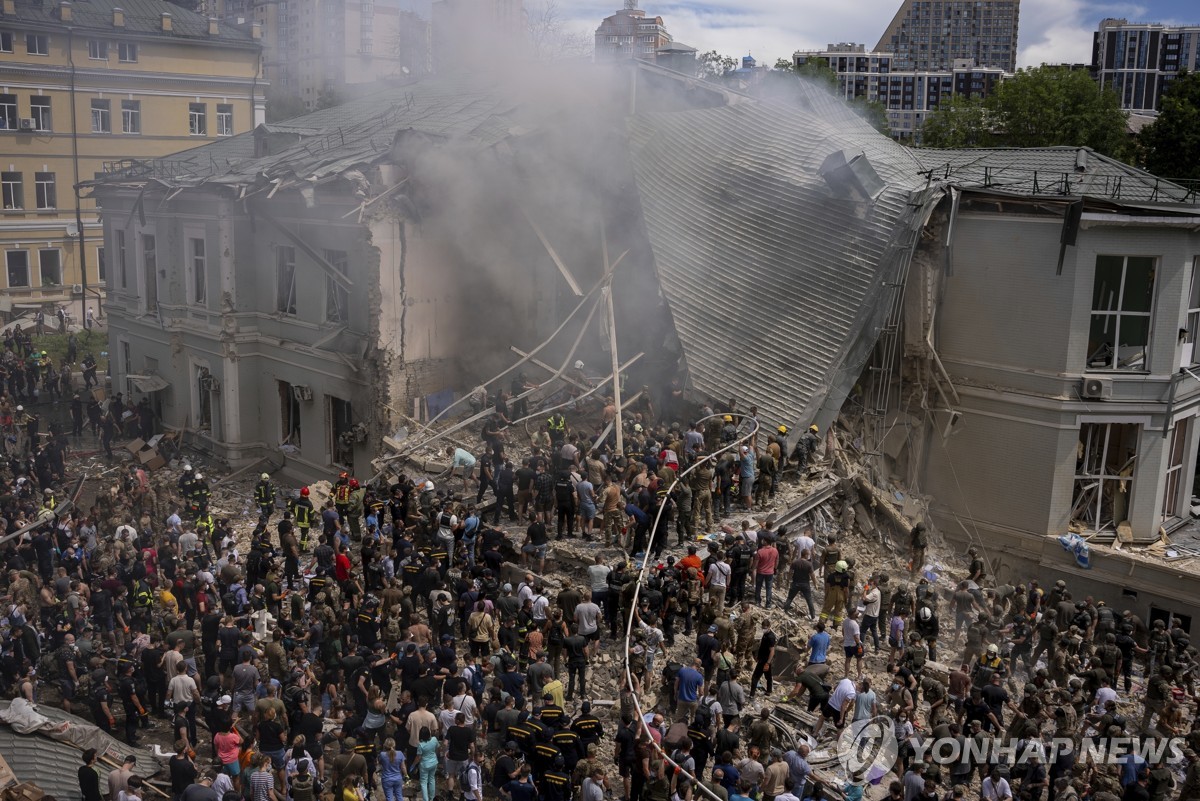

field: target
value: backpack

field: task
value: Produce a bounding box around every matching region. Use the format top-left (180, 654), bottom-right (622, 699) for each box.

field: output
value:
top-left (221, 589), bottom-right (243, 615)
top-left (736, 548), bottom-right (753, 572)
top-left (693, 697), bottom-right (715, 730)
top-left (36, 651), bottom-right (59, 680)
top-left (458, 762), bottom-right (479, 792)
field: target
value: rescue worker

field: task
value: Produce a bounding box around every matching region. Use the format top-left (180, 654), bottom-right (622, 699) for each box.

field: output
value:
top-left (190, 472), bottom-right (211, 516)
top-left (334, 472), bottom-right (352, 522)
top-left (547, 412), bottom-right (567, 449)
top-left (291, 486), bottom-right (315, 550)
top-left (254, 473), bottom-right (274, 520)
top-left (347, 478), bottom-right (366, 539)
top-left (821, 560), bottom-right (850, 626)
top-left (792, 424), bottom-right (820, 471)
top-left (41, 487), bottom-right (57, 514)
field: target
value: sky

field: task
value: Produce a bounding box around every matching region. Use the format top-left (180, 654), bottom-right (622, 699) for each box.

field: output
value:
top-left (556, 0), bottom-right (1199, 69)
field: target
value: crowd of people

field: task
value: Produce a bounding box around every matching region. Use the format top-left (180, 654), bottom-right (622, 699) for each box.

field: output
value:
top-left (0, 380), bottom-right (1196, 801)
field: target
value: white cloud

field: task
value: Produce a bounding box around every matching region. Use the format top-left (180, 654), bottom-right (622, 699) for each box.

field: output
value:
top-left (556, 0), bottom-right (1177, 69)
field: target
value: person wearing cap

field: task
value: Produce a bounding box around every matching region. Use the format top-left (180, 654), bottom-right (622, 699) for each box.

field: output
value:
top-left (738, 444), bottom-right (756, 511)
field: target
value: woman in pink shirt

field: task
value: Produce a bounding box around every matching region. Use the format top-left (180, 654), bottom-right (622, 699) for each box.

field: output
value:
top-left (213, 721), bottom-right (243, 790)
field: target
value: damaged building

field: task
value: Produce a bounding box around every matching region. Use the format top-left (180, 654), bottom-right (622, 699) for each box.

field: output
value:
top-left (87, 62), bottom-right (1200, 619)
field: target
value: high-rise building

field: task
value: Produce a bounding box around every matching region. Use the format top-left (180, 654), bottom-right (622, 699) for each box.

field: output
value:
top-left (1093, 18), bottom-right (1200, 115)
top-left (218, 0), bottom-right (431, 109)
top-left (0, 0), bottom-right (262, 309)
top-left (875, 0), bottom-right (1019, 73)
top-left (595, 0), bottom-right (671, 61)
top-left (795, 44), bottom-right (1007, 140)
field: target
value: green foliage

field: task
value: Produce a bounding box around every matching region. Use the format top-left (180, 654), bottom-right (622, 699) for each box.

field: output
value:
top-left (265, 90), bottom-right (307, 123)
top-left (852, 99), bottom-right (891, 136)
top-left (697, 50), bottom-right (737, 81)
top-left (795, 58), bottom-right (839, 90)
top-left (1140, 71), bottom-right (1200, 181)
top-left (316, 87), bottom-right (345, 111)
top-left (774, 57), bottom-right (795, 71)
top-left (921, 96), bottom-right (993, 148)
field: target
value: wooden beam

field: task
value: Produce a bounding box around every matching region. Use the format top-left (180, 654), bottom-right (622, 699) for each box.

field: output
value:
top-left (519, 204), bottom-right (583, 296)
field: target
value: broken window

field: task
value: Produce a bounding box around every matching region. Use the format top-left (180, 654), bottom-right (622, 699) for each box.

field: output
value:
top-left (276, 245), bottom-right (297, 315)
top-left (142, 233), bottom-right (157, 311)
top-left (279, 380), bottom-right (302, 447)
top-left (1187, 257), bottom-right (1200, 366)
top-left (1162, 418), bottom-right (1189, 523)
top-left (324, 249), bottom-right (348, 323)
top-left (1072, 422), bottom-right (1138, 534)
top-left (329, 395), bottom-right (353, 467)
top-left (1087, 255), bottom-right (1155, 371)
top-left (195, 365), bottom-right (213, 431)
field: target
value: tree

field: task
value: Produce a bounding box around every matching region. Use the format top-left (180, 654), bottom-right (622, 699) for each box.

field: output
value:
top-left (697, 50), bottom-right (736, 81)
top-left (316, 86), bottom-right (344, 111)
top-left (265, 89), bottom-right (307, 123)
top-left (774, 57), bottom-right (794, 71)
top-left (527, 1), bottom-right (592, 61)
top-left (985, 66), bottom-right (1129, 158)
top-left (1140, 70), bottom-right (1200, 181)
top-left (921, 96), bottom-right (994, 148)
top-left (852, 99), bottom-right (891, 137)
top-left (795, 58), bottom-right (839, 91)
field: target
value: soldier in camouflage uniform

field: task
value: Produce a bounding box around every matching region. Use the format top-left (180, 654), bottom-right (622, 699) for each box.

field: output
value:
top-left (734, 601), bottom-right (758, 670)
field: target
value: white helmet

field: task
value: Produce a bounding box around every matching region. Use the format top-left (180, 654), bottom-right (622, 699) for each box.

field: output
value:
top-left (183, 464), bottom-right (192, 472)
top-left (194, 473), bottom-right (204, 480)
top-left (260, 473), bottom-right (270, 480)
top-left (15, 405), bottom-right (22, 412)
top-left (423, 480), bottom-right (435, 492)
top-left (574, 360), bottom-right (584, 370)
top-left (918, 606), bottom-right (932, 622)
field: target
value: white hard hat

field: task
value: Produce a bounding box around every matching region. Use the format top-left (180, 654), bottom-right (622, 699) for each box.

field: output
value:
top-left (183, 464), bottom-right (192, 471)
top-left (194, 473), bottom-right (204, 480)
top-left (15, 405), bottom-right (22, 412)
top-left (423, 480), bottom-right (435, 492)
top-left (260, 473), bottom-right (270, 480)
top-left (574, 360), bottom-right (584, 370)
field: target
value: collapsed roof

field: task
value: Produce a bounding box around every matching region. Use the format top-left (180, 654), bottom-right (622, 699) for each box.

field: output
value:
top-left (89, 63), bottom-right (1200, 438)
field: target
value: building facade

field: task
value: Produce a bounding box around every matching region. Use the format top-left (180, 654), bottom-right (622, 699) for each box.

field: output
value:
top-left (1093, 18), bottom-right (1200, 115)
top-left (794, 44), bottom-right (1007, 139)
top-left (875, 0), bottom-right (1019, 73)
top-left (594, 0), bottom-right (670, 61)
top-left (0, 0), bottom-right (262, 314)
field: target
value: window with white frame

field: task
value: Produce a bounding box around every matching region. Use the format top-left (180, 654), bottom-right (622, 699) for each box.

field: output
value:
top-left (96, 245), bottom-right (105, 284)
top-left (1087, 255), bottom-right (1156, 371)
top-left (1072, 422), bottom-right (1139, 534)
top-left (121, 100), bottom-right (140, 134)
top-left (0, 94), bottom-right (17, 130)
top-left (117, 42), bottom-right (137, 62)
top-left (142, 233), bottom-right (157, 310)
top-left (38, 248), bottom-right (60, 285)
top-left (87, 39), bottom-right (107, 59)
top-left (1162, 418), bottom-right (1189, 523)
top-left (194, 364), bottom-right (213, 430)
top-left (25, 34), bottom-right (48, 56)
top-left (29, 96), bottom-right (51, 131)
top-left (1, 172), bottom-right (22, 210)
top-left (276, 245), bottom-right (296, 314)
top-left (34, 172), bottom-right (55, 209)
top-left (216, 104), bottom-right (233, 137)
top-left (188, 103), bottom-right (206, 136)
top-left (5, 250), bottom-right (28, 287)
top-left (91, 99), bottom-right (111, 133)
top-left (329, 395), bottom-right (354, 467)
top-left (189, 236), bottom-right (207, 304)
top-left (0, 32), bottom-right (12, 53)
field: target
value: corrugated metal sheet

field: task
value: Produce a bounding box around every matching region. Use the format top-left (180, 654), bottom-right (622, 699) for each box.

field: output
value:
top-left (628, 98), bottom-right (932, 434)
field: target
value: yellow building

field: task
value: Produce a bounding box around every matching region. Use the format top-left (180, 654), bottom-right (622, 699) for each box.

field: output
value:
top-left (0, 0), bottom-right (263, 317)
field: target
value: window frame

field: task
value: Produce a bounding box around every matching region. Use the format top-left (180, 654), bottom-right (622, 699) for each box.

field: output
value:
top-left (0, 32), bottom-right (12, 54)
top-left (324, 249), bottom-right (348, 323)
top-left (115, 228), bottom-right (127, 289)
top-left (37, 248), bottom-right (61, 286)
top-left (276, 244), bottom-right (297, 315)
top-left (1, 171), bottom-right (22, 210)
top-left (188, 102), bottom-right (207, 136)
top-left (1162, 418), bottom-right (1189, 524)
top-left (90, 99), bottom-right (111, 133)
top-left (0, 94), bottom-right (17, 130)
top-left (188, 235), bottom-right (207, 305)
top-left (34, 171), bottom-right (55, 210)
top-left (216, 103), bottom-right (233, 137)
top-left (25, 34), bottom-right (48, 56)
top-left (1086, 254), bottom-right (1157, 372)
top-left (121, 99), bottom-right (140, 134)
top-left (96, 245), bottom-right (106, 284)
top-left (1072, 421), bottom-right (1139, 534)
top-left (5, 250), bottom-right (28, 287)
top-left (117, 42), bottom-right (137, 63)
top-left (29, 96), bottom-right (50, 132)
top-left (142, 232), bottom-right (157, 311)
top-left (87, 39), bottom-right (108, 60)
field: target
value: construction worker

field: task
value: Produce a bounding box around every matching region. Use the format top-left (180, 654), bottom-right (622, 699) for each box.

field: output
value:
top-left (189, 473), bottom-right (211, 516)
top-left (821, 560), bottom-right (850, 626)
top-left (792, 424), bottom-right (820, 471)
top-left (41, 487), bottom-right (57, 514)
top-left (547, 412), bottom-right (567, 448)
top-left (254, 473), bottom-right (274, 520)
top-left (291, 486), bottom-right (314, 550)
top-left (195, 509), bottom-right (216, 549)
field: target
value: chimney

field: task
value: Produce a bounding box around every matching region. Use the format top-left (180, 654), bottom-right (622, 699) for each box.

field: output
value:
top-left (0, 0), bottom-right (13, 15)
top-left (251, 20), bottom-right (262, 39)
top-left (161, 11), bottom-right (171, 30)
top-left (112, 6), bottom-right (124, 26)
top-left (207, 17), bottom-right (218, 35)
top-left (58, 1), bottom-right (71, 21)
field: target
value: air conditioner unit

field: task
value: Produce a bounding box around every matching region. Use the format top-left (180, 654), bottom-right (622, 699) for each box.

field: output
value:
top-left (71, 283), bottom-right (82, 295)
top-left (18, 118), bottom-right (35, 132)
top-left (292, 384), bottom-right (313, 402)
top-left (1080, 376), bottom-right (1113, 400)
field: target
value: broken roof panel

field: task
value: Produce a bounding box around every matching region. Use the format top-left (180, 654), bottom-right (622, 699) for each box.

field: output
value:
top-left (628, 96), bottom-right (930, 432)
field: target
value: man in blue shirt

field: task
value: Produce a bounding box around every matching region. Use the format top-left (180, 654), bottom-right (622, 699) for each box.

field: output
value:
top-left (675, 658), bottom-right (705, 722)
top-left (808, 621), bottom-right (831, 665)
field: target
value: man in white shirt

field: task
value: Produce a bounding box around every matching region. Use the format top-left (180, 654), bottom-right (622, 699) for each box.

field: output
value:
top-left (707, 554), bottom-right (731, 612)
top-left (862, 580), bottom-right (883, 652)
top-left (982, 769), bottom-right (1013, 801)
top-left (842, 609), bottom-right (863, 679)
top-left (817, 677), bottom-right (857, 737)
